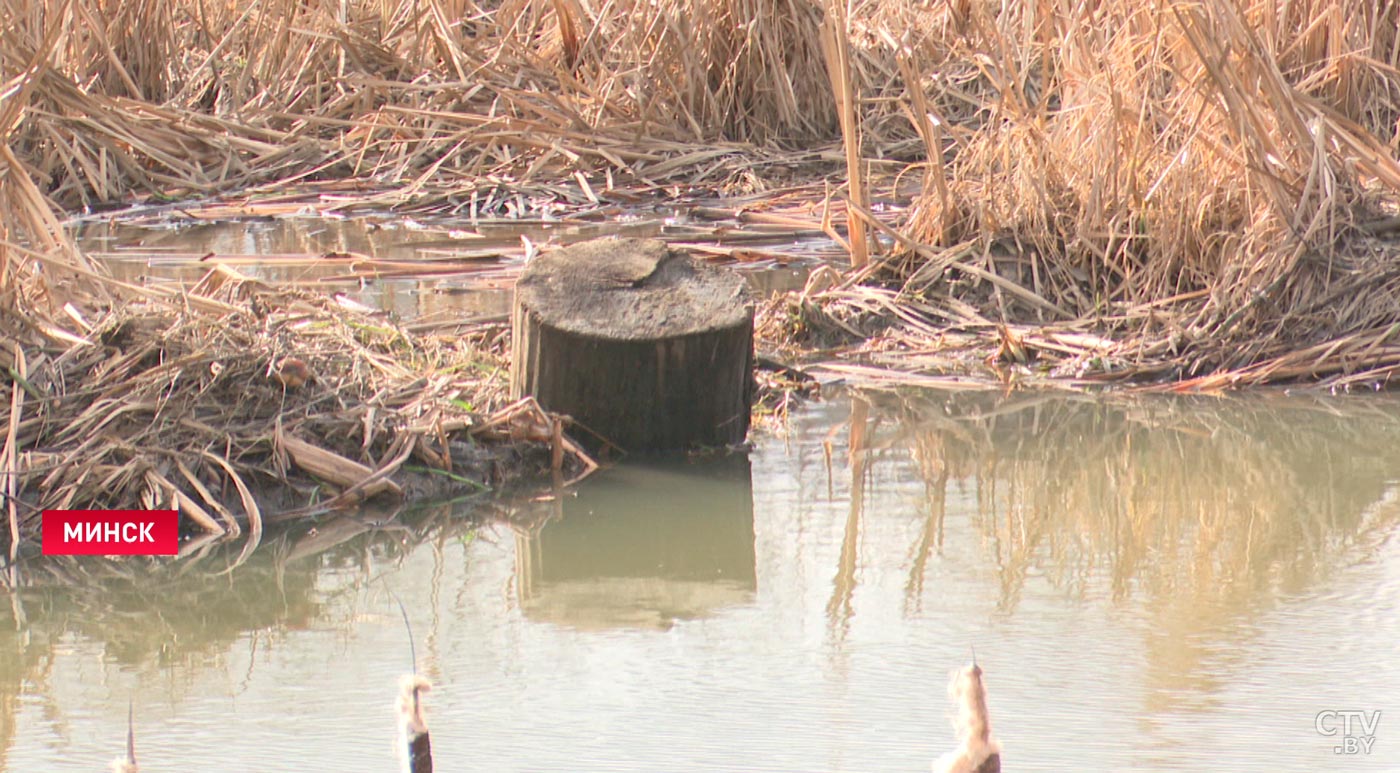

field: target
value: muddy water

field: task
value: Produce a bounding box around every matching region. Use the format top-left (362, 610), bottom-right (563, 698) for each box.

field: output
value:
top-left (4, 390), bottom-right (1400, 771)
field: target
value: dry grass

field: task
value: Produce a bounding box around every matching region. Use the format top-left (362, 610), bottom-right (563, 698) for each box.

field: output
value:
top-left (6, 0), bottom-right (1400, 537)
top-left (6, 0), bottom-right (845, 538)
top-left (0, 249), bottom-right (593, 548)
top-left (1, 0), bottom-right (854, 213)
top-left (878, 0), bottom-right (1400, 386)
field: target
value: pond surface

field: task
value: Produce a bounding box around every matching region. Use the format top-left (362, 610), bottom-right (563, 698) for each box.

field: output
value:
top-left (4, 390), bottom-right (1400, 771)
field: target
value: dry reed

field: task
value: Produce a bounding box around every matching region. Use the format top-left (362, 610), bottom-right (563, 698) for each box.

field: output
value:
top-left (9, 0), bottom-right (1399, 389)
top-left (5, 0), bottom-right (1400, 545)
top-left (1, 0), bottom-right (852, 212)
top-left (877, 0), bottom-right (1400, 387)
top-left (0, 252), bottom-right (592, 546)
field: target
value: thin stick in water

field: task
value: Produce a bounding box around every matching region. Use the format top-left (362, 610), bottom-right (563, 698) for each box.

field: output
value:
top-left (109, 700), bottom-right (138, 773)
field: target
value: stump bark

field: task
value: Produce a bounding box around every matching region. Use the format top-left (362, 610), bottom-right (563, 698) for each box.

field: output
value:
top-left (510, 238), bottom-right (754, 453)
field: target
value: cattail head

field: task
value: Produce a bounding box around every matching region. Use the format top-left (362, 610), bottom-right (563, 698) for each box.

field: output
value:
top-left (397, 674), bottom-right (432, 734)
top-left (933, 660), bottom-right (1001, 773)
top-left (397, 675), bottom-right (433, 773)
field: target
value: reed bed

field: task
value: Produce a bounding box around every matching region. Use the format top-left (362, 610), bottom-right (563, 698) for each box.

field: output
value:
top-left (1, 0), bottom-right (861, 213)
top-left (850, 0), bottom-right (1400, 387)
top-left (4, 0), bottom-right (1400, 534)
top-left (7, 0), bottom-right (1400, 390)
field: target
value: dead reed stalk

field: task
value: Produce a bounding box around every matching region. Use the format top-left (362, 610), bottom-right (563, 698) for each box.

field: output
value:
top-left (885, 0), bottom-right (1400, 386)
top-left (819, 0), bottom-right (869, 268)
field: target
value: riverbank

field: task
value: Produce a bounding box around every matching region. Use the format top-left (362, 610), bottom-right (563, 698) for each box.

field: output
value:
top-left (6, 0), bottom-right (1400, 530)
top-left (7, 0), bottom-right (1400, 385)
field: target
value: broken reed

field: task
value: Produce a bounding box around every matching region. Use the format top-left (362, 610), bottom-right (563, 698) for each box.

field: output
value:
top-left (0, 253), bottom-right (594, 546)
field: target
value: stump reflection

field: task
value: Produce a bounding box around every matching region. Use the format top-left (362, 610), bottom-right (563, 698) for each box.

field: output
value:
top-left (513, 455), bottom-right (756, 630)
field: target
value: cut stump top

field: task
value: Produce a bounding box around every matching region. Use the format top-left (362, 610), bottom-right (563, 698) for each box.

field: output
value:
top-left (514, 238), bottom-right (751, 341)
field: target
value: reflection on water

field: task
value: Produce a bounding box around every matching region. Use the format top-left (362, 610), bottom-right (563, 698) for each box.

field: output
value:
top-left (3, 391), bottom-right (1400, 771)
top-left (0, 505), bottom-right (468, 771)
top-left (512, 457), bottom-right (756, 630)
top-left (854, 391), bottom-right (1400, 715)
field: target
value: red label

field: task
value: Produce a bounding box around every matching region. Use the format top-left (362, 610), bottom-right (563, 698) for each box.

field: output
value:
top-left (41, 510), bottom-right (179, 555)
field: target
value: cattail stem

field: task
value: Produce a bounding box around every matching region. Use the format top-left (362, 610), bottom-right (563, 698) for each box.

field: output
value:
top-left (109, 701), bottom-right (138, 773)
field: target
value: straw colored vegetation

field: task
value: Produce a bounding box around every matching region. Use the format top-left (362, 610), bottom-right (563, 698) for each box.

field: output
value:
top-left (2, 251), bottom-right (592, 547)
top-left (766, 0), bottom-right (1400, 392)
top-left (5, 0), bottom-right (1400, 529)
top-left (767, 0), bottom-right (1400, 389)
top-left (1, 0), bottom-right (852, 211)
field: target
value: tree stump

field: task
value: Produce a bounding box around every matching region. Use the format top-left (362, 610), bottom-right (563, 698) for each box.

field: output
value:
top-left (510, 238), bottom-right (754, 453)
